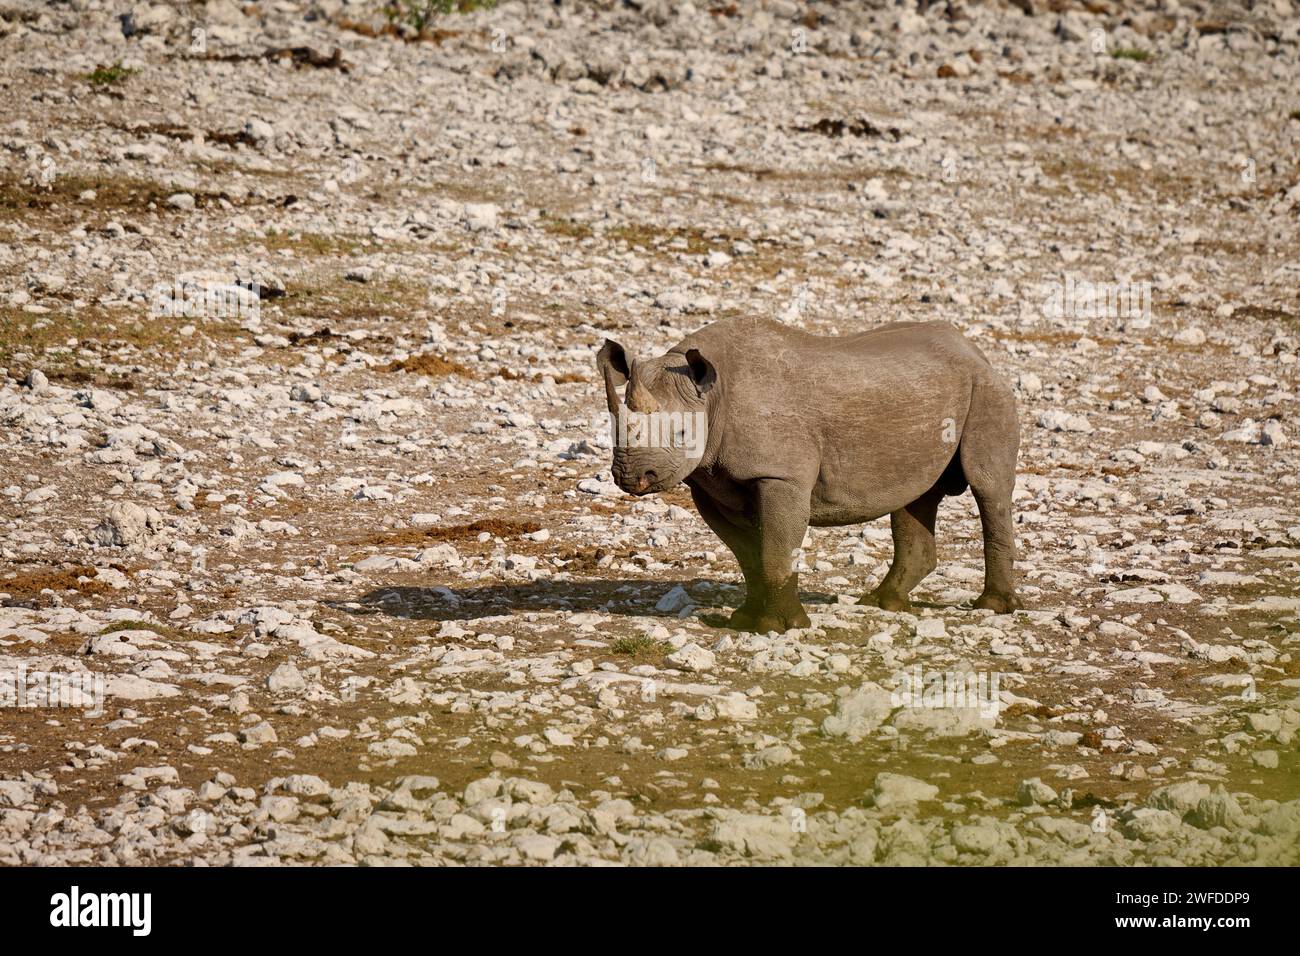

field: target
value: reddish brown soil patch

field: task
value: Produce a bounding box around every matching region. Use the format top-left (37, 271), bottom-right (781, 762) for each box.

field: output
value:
top-left (360, 518), bottom-right (542, 548)
top-left (494, 366), bottom-right (587, 384)
top-left (47, 367), bottom-right (136, 390)
top-left (553, 545), bottom-right (609, 572)
top-left (0, 565), bottom-right (114, 602)
top-left (336, 17), bottom-right (461, 44)
top-left (200, 46), bottom-right (350, 72)
top-left (1232, 305), bottom-right (1296, 324)
top-left (287, 327), bottom-right (342, 346)
top-left (381, 353), bottom-right (474, 377)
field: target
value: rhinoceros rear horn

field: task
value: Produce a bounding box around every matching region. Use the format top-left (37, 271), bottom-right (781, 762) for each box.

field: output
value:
top-left (597, 339), bottom-right (630, 415)
top-left (684, 348), bottom-right (716, 395)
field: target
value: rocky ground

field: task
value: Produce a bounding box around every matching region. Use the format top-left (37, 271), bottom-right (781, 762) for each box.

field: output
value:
top-left (1, 0), bottom-right (1299, 867)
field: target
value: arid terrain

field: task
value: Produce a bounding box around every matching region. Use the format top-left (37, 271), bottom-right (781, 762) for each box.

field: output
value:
top-left (1, 0), bottom-right (1299, 866)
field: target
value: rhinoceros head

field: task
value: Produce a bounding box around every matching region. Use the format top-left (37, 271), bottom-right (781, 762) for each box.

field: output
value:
top-left (596, 338), bottom-right (715, 496)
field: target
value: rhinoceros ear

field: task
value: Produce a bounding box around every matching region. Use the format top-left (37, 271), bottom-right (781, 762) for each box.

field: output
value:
top-left (684, 348), bottom-right (716, 396)
top-left (597, 339), bottom-right (631, 416)
top-left (596, 339), bottom-right (629, 386)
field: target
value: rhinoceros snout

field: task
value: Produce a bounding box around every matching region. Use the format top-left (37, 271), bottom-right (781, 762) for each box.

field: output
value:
top-left (613, 464), bottom-right (657, 495)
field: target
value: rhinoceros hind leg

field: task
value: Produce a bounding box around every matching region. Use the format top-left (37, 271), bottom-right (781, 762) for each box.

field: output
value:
top-left (862, 485), bottom-right (943, 611)
top-left (960, 377), bottom-right (1022, 612)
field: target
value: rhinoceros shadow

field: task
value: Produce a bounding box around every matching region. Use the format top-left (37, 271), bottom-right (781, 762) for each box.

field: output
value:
top-left (335, 578), bottom-right (839, 625)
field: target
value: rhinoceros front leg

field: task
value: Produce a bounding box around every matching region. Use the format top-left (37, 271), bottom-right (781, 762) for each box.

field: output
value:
top-left (688, 485), bottom-right (765, 624)
top-left (744, 478), bottom-right (812, 633)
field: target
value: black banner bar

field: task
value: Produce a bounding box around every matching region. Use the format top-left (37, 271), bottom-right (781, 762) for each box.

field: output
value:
top-left (0, 865), bottom-right (1281, 942)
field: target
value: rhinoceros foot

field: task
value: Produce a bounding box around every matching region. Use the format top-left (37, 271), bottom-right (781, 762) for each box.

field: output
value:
top-left (973, 589), bottom-right (1022, 614)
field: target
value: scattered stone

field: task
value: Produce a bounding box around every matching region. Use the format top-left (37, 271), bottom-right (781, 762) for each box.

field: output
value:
top-left (872, 773), bottom-right (939, 808)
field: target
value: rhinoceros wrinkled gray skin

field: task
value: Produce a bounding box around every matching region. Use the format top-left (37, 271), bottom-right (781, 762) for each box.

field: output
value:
top-left (596, 317), bottom-right (1022, 633)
